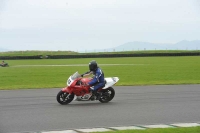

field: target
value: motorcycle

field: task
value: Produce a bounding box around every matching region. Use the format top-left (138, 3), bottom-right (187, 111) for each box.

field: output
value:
top-left (57, 71), bottom-right (119, 105)
top-left (0, 63), bottom-right (9, 67)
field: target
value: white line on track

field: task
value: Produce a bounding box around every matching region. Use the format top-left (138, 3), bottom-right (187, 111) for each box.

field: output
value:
top-left (11, 64), bottom-right (147, 67)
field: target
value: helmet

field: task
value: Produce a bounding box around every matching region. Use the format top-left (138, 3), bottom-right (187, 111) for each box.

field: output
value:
top-left (89, 60), bottom-right (98, 71)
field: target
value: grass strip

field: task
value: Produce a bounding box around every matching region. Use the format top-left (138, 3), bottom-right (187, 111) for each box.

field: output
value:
top-left (0, 56), bottom-right (200, 90)
top-left (93, 126), bottom-right (200, 133)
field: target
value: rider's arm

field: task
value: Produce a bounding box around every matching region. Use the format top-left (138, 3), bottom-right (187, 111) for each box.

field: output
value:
top-left (88, 68), bottom-right (104, 85)
top-left (81, 71), bottom-right (92, 77)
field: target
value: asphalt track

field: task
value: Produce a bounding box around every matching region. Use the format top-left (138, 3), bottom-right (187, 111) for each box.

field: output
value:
top-left (0, 85), bottom-right (200, 133)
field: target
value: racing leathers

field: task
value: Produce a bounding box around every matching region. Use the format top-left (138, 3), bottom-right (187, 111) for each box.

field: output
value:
top-left (88, 67), bottom-right (105, 91)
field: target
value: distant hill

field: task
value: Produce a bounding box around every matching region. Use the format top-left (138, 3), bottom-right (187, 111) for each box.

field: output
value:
top-left (110, 41), bottom-right (168, 51)
top-left (168, 40), bottom-right (200, 50)
top-left (80, 40), bottom-right (200, 53)
top-left (108, 40), bottom-right (200, 52)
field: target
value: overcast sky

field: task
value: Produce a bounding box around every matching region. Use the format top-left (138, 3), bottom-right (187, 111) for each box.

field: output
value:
top-left (0, 0), bottom-right (200, 51)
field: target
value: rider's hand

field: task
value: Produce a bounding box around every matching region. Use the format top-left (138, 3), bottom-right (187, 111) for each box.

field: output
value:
top-left (84, 83), bottom-right (89, 87)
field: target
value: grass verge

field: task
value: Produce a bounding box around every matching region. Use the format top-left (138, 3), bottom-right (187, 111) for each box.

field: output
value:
top-left (93, 126), bottom-right (200, 133)
top-left (0, 56), bottom-right (200, 90)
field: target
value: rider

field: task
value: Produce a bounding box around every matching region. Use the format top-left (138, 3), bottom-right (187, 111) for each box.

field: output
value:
top-left (81, 60), bottom-right (105, 100)
top-left (1, 60), bottom-right (6, 66)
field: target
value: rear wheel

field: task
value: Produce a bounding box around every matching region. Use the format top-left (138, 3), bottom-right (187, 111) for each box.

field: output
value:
top-left (57, 91), bottom-right (74, 105)
top-left (99, 87), bottom-right (115, 103)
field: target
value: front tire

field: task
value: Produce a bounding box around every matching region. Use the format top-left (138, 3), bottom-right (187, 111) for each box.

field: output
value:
top-left (99, 87), bottom-right (115, 103)
top-left (57, 91), bottom-right (74, 105)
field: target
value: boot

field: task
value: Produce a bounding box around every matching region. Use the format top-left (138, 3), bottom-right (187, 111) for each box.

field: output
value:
top-left (90, 89), bottom-right (97, 101)
top-left (96, 92), bottom-right (102, 100)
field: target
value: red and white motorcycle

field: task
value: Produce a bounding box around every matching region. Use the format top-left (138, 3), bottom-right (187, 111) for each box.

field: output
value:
top-left (57, 72), bottom-right (119, 105)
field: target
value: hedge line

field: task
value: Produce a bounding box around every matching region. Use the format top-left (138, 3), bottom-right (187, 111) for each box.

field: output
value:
top-left (0, 55), bottom-right (43, 60)
top-left (0, 53), bottom-right (200, 60)
top-left (46, 52), bottom-right (200, 59)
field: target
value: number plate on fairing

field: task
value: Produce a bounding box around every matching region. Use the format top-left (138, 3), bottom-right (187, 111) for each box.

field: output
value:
top-left (68, 79), bottom-right (71, 84)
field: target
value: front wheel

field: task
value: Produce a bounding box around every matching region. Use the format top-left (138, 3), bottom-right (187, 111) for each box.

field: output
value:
top-left (99, 87), bottom-right (115, 103)
top-left (57, 91), bottom-right (74, 105)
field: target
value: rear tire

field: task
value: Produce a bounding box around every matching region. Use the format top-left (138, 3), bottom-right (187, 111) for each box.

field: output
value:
top-left (99, 87), bottom-right (115, 103)
top-left (57, 91), bottom-right (74, 105)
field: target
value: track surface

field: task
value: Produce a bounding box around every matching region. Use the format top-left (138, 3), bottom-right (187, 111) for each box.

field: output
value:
top-left (0, 85), bottom-right (200, 133)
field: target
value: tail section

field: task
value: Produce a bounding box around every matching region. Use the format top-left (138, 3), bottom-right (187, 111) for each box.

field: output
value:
top-left (103, 77), bottom-right (119, 89)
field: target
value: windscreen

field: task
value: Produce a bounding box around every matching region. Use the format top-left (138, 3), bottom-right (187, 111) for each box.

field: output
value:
top-left (71, 72), bottom-right (81, 80)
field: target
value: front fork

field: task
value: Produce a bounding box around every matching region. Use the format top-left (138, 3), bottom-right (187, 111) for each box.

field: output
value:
top-left (62, 86), bottom-right (72, 93)
top-left (61, 87), bottom-right (74, 100)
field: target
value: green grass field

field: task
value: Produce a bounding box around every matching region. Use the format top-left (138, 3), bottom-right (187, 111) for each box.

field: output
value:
top-left (0, 56), bottom-right (200, 90)
top-left (93, 126), bottom-right (200, 133)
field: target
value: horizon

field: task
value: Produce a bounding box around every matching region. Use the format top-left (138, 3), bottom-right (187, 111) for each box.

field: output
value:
top-left (1, 40), bottom-right (200, 52)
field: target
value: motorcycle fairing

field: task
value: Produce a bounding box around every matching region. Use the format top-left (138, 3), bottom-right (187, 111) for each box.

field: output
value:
top-left (103, 77), bottom-right (119, 89)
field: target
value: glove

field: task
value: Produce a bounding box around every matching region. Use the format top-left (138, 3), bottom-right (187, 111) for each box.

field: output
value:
top-left (84, 83), bottom-right (89, 87)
